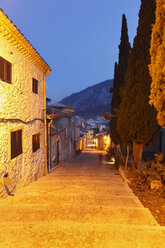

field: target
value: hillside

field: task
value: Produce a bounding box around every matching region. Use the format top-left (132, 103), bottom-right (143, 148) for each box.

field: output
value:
top-left (60, 79), bottom-right (113, 118)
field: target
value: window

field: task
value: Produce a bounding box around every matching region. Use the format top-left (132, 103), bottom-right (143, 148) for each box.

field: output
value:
top-left (32, 78), bottom-right (38, 94)
top-left (11, 130), bottom-right (22, 159)
top-left (32, 133), bottom-right (40, 152)
top-left (0, 56), bottom-right (12, 83)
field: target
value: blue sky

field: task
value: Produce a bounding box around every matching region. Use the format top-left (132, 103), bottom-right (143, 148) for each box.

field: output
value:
top-left (1, 0), bottom-right (140, 102)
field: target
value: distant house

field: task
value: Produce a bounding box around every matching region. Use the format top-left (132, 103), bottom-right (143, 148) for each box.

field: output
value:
top-left (47, 103), bottom-right (79, 171)
top-left (79, 127), bottom-right (88, 150)
top-left (0, 9), bottom-right (51, 196)
top-left (95, 133), bottom-right (110, 151)
top-left (97, 122), bottom-right (109, 133)
top-left (73, 116), bottom-right (88, 151)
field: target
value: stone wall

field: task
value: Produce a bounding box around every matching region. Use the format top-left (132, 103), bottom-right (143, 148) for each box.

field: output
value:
top-left (0, 34), bottom-right (45, 197)
top-left (49, 116), bottom-right (76, 168)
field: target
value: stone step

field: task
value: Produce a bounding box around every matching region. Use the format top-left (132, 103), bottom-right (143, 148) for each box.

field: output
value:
top-left (26, 177), bottom-right (132, 187)
top-left (35, 178), bottom-right (129, 188)
top-left (47, 174), bottom-right (121, 180)
top-left (0, 205), bottom-right (158, 226)
top-left (4, 193), bottom-right (143, 208)
top-left (0, 221), bottom-right (164, 248)
top-left (50, 167), bottom-right (117, 172)
top-left (45, 177), bottom-right (123, 183)
top-left (47, 166), bottom-right (117, 172)
top-left (18, 185), bottom-right (135, 197)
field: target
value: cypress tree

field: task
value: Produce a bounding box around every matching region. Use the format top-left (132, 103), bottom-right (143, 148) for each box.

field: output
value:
top-left (110, 14), bottom-right (131, 145)
top-left (149, 0), bottom-right (165, 127)
top-left (109, 62), bottom-right (119, 145)
top-left (117, 0), bottom-right (159, 169)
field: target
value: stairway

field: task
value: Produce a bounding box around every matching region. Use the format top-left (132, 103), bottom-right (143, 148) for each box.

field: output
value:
top-left (0, 151), bottom-right (164, 247)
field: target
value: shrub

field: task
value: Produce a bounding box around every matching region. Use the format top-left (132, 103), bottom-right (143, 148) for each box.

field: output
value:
top-left (105, 147), bottom-right (116, 160)
top-left (140, 153), bottom-right (165, 186)
top-left (114, 154), bottom-right (125, 170)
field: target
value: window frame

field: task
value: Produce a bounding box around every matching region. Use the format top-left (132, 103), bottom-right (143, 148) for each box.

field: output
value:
top-left (0, 56), bottom-right (12, 84)
top-left (11, 129), bottom-right (22, 159)
top-left (32, 133), bottom-right (40, 153)
top-left (32, 78), bottom-right (38, 94)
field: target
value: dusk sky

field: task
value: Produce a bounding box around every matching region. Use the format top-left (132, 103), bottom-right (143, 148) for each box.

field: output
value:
top-left (1, 0), bottom-right (140, 102)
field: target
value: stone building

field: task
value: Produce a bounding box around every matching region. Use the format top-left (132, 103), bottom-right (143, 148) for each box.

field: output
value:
top-left (95, 133), bottom-right (111, 151)
top-left (0, 9), bottom-right (51, 196)
top-left (79, 127), bottom-right (88, 150)
top-left (47, 104), bottom-right (79, 171)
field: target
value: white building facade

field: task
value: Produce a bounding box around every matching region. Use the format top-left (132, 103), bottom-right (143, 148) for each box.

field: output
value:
top-left (0, 9), bottom-right (51, 197)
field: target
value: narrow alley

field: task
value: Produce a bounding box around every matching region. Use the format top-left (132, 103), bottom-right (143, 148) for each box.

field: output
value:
top-left (0, 150), bottom-right (165, 248)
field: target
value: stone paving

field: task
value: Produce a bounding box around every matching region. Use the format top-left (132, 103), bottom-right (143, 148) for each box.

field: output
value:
top-left (0, 149), bottom-right (165, 247)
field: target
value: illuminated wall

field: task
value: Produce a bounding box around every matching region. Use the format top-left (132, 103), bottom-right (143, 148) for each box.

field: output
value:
top-left (0, 18), bottom-right (47, 196)
top-left (96, 134), bottom-right (110, 150)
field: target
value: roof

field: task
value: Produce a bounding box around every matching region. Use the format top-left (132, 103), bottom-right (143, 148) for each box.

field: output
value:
top-left (96, 132), bottom-right (109, 137)
top-left (0, 9), bottom-right (51, 74)
top-left (80, 127), bottom-right (88, 133)
top-left (47, 105), bottom-right (75, 120)
top-left (46, 97), bottom-right (51, 102)
top-left (49, 102), bottom-right (66, 108)
top-left (49, 102), bottom-right (75, 111)
top-left (47, 113), bottom-right (64, 120)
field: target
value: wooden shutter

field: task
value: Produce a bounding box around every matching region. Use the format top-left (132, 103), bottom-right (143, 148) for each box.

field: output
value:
top-left (37, 133), bottom-right (40, 149)
top-left (32, 134), bottom-right (36, 152)
top-left (36, 80), bottom-right (38, 94)
top-left (6, 61), bottom-right (12, 83)
top-left (32, 133), bottom-right (40, 152)
top-left (0, 57), bottom-right (12, 83)
top-left (0, 56), bottom-right (5, 81)
top-left (11, 130), bottom-right (22, 159)
top-left (32, 79), bottom-right (35, 93)
top-left (11, 131), bottom-right (16, 159)
top-left (17, 130), bottom-right (22, 155)
top-left (32, 78), bottom-right (38, 94)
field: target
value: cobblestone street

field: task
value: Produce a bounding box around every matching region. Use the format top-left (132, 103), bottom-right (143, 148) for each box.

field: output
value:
top-left (0, 149), bottom-right (165, 247)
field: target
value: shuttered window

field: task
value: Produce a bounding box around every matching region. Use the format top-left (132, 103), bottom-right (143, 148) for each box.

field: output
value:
top-left (0, 56), bottom-right (12, 83)
top-left (32, 133), bottom-right (40, 152)
top-left (32, 78), bottom-right (38, 94)
top-left (11, 130), bottom-right (22, 159)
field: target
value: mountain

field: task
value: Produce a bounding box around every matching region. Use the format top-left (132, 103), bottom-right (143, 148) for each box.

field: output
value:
top-left (60, 79), bottom-right (113, 119)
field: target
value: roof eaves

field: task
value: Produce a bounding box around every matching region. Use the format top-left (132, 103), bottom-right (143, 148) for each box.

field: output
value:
top-left (0, 9), bottom-right (51, 73)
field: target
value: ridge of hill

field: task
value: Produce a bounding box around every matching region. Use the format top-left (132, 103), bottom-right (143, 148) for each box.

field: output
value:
top-left (60, 79), bottom-right (113, 118)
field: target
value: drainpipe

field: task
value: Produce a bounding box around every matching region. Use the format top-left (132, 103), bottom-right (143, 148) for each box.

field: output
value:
top-left (43, 70), bottom-right (50, 176)
top-left (48, 118), bottom-right (53, 172)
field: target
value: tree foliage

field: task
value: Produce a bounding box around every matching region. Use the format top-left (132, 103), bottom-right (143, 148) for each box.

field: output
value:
top-left (149, 0), bottom-right (165, 127)
top-left (117, 0), bottom-right (159, 168)
top-left (110, 14), bottom-right (130, 145)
